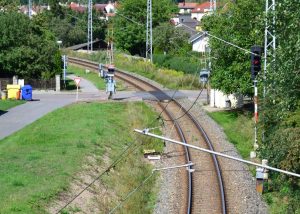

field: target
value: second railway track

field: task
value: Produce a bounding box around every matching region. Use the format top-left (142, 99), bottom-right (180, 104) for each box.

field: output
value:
top-left (68, 57), bottom-right (227, 214)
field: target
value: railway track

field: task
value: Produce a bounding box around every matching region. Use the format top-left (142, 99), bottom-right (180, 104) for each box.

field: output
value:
top-left (68, 57), bottom-right (227, 214)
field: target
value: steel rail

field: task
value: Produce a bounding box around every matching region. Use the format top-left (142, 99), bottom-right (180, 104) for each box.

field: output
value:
top-left (68, 56), bottom-right (226, 214)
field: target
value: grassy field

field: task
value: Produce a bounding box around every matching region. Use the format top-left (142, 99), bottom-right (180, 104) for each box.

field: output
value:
top-left (0, 100), bottom-right (25, 111)
top-left (208, 110), bottom-right (253, 159)
top-left (0, 102), bottom-right (163, 214)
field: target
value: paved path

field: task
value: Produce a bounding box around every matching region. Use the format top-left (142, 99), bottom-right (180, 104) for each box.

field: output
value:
top-left (0, 76), bottom-right (101, 140)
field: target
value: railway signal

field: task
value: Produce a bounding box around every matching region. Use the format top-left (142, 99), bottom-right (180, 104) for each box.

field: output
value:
top-left (250, 46), bottom-right (262, 79)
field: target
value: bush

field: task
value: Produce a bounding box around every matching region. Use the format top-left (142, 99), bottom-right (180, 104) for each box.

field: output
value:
top-left (153, 54), bottom-right (202, 74)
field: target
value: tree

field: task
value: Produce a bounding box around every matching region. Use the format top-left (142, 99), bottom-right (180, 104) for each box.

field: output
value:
top-left (202, 0), bottom-right (264, 95)
top-left (0, 0), bottom-right (18, 11)
top-left (153, 22), bottom-right (191, 55)
top-left (113, 0), bottom-right (177, 56)
top-left (0, 12), bottom-right (60, 79)
top-left (33, 7), bottom-right (106, 48)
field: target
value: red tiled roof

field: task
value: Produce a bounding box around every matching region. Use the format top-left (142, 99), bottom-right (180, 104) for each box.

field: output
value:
top-left (178, 2), bottom-right (198, 9)
top-left (191, 1), bottom-right (211, 13)
top-left (69, 2), bottom-right (79, 9)
top-left (94, 4), bottom-right (107, 12)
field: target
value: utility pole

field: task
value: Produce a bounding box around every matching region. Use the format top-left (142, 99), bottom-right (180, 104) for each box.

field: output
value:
top-left (146, 0), bottom-right (153, 62)
top-left (87, 0), bottom-right (93, 52)
top-left (28, 0), bottom-right (32, 18)
top-left (263, 0), bottom-right (276, 98)
top-left (210, 0), bottom-right (216, 12)
top-left (250, 46), bottom-right (262, 158)
top-left (262, 0), bottom-right (276, 143)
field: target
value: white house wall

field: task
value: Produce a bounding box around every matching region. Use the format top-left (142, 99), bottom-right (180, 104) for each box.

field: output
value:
top-left (192, 37), bottom-right (208, 52)
top-left (191, 13), bottom-right (205, 21)
top-left (210, 89), bottom-right (243, 108)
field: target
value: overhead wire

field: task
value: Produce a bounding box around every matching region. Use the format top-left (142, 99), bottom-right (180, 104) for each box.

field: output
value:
top-left (108, 172), bottom-right (155, 214)
top-left (161, 87), bottom-right (204, 122)
top-left (55, 139), bottom-right (143, 214)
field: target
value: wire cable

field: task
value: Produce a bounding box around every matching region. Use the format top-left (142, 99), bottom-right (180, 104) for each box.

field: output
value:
top-left (55, 140), bottom-right (141, 214)
top-left (108, 172), bottom-right (155, 214)
top-left (161, 87), bottom-right (204, 122)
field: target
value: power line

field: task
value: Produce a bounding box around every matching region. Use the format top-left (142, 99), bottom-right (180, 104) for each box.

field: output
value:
top-left (161, 88), bottom-right (204, 122)
top-left (55, 140), bottom-right (141, 213)
top-left (108, 172), bottom-right (155, 214)
top-left (116, 13), bottom-right (144, 26)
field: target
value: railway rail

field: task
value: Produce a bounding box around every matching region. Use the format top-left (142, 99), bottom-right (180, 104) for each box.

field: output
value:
top-left (68, 57), bottom-right (227, 214)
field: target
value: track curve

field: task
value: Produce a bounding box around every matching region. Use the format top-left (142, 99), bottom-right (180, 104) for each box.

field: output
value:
top-left (68, 57), bottom-right (226, 214)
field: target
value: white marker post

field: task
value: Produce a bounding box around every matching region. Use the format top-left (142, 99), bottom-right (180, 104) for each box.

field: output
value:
top-left (74, 77), bottom-right (81, 101)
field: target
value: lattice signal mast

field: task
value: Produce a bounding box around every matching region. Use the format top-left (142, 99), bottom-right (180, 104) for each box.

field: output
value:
top-left (146, 0), bottom-right (153, 62)
top-left (210, 0), bottom-right (216, 12)
top-left (28, 0), bottom-right (32, 18)
top-left (87, 0), bottom-right (93, 52)
top-left (263, 0), bottom-right (276, 98)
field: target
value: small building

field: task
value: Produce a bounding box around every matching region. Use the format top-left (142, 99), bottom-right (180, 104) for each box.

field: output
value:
top-left (210, 89), bottom-right (244, 108)
top-left (191, 1), bottom-right (212, 21)
top-left (189, 32), bottom-right (209, 53)
top-left (178, 2), bottom-right (198, 14)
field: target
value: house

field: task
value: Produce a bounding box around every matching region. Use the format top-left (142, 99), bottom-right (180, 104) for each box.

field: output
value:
top-left (174, 14), bottom-right (200, 36)
top-left (189, 32), bottom-right (209, 52)
top-left (191, 1), bottom-right (212, 21)
top-left (178, 2), bottom-right (198, 14)
top-left (19, 5), bottom-right (49, 16)
top-left (69, 2), bottom-right (86, 13)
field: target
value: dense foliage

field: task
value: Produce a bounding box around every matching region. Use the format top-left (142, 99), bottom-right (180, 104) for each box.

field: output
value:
top-left (202, 0), bottom-right (264, 95)
top-left (113, 0), bottom-right (177, 56)
top-left (153, 22), bottom-right (191, 55)
top-left (33, 4), bottom-right (106, 48)
top-left (260, 0), bottom-right (300, 211)
top-left (0, 12), bottom-right (61, 79)
top-left (153, 54), bottom-right (200, 74)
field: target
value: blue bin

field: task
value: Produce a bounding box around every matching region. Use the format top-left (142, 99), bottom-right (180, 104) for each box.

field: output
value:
top-left (21, 85), bottom-right (32, 100)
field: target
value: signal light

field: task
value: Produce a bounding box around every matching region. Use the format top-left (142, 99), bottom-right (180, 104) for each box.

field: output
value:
top-left (250, 46), bottom-right (262, 79)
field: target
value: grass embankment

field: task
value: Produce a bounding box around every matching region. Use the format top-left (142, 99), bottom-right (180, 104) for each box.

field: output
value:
top-left (66, 50), bottom-right (201, 90)
top-left (0, 100), bottom-right (25, 111)
top-left (67, 65), bottom-right (106, 90)
top-left (0, 102), bottom-right (163, 214)
top-left (208, 110), bottom-right (253, 159)
top-left (67, 64), bottom-right (127, 91)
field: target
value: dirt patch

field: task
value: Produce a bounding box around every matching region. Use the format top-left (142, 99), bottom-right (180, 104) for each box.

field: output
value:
top-left (47, 152), bottom-right (116, 214)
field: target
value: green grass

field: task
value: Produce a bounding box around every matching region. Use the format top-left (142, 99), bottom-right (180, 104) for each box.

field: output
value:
top-left (0, 102), bottom-right (163, 214)
top-left (67, 64), bottom-right (106, 90)
top-left (208, 110), bottom-right (253, 159)
top-left (0, 100), bottom-right (26, 111)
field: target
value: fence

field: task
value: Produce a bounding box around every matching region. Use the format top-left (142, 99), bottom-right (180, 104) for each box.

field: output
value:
top-left (1, 78), bottom-right (56, 90)
top-left (25, 78), bottom-right (56, 90)
top-left (0, 78), bottom-right (12, 90)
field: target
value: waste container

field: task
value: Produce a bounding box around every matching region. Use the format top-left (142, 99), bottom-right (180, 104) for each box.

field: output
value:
top-left (7, 85), bottom-right (21, 99)
top-left (21, 85), bottom-right (32, 101)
